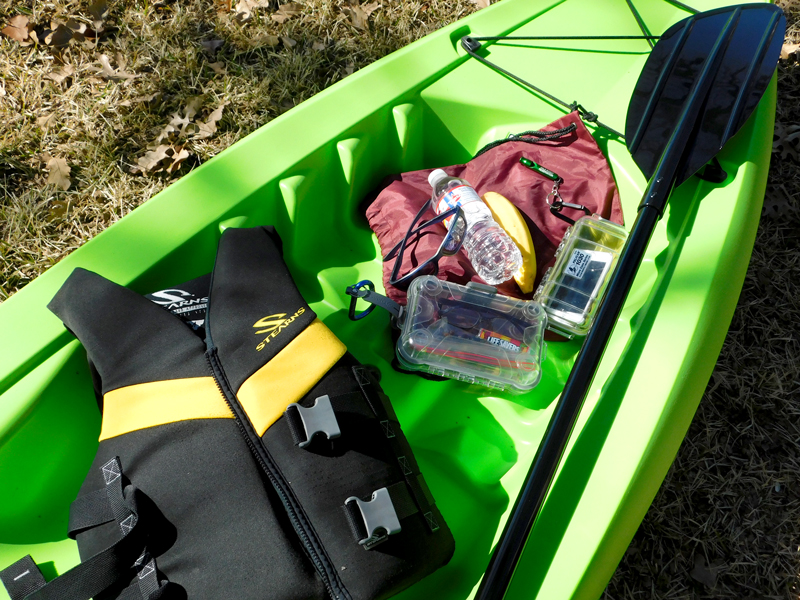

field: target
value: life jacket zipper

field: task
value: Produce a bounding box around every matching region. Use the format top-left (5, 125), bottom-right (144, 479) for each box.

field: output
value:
top-left (204, 348), bottom-right (349, 600)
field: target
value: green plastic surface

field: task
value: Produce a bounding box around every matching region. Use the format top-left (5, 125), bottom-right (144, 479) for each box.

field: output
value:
top-left (0, 0), bottom-right (775, 599)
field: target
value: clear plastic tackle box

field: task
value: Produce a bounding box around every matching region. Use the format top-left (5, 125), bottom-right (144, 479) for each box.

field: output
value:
top-left (534, 215), bottom-right (628, 337)
top-left (396, 276), bottom-right (548, 392)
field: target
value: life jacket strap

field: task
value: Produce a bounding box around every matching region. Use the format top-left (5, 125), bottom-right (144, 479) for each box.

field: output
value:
top-left (0, 556), bottom-right (46, 600)
top-left (352, 367), bottom-right (442, 535)
top-left (68, 488), bottom-right (115, 538)
top-left (0, 458), bottom-right (162, 600)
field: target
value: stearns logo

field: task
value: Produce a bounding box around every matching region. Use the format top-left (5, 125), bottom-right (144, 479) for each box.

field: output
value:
top-left (254, 307), bottom-right (305, 351)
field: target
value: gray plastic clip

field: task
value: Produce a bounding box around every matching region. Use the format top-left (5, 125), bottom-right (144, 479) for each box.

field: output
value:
top-left (286, 395), bottom-right (341, 449)
top-left (345, 488), bottom-right (402, 549)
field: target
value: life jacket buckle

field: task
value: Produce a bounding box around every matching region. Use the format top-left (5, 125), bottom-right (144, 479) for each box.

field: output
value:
top-left (285, 395), bottom-right (341, 449)
top-left (344, 488), bottom-right (402, 550)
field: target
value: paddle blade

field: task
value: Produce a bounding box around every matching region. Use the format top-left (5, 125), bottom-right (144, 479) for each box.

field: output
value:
top-left (626, 4), bottom-right (785, 186)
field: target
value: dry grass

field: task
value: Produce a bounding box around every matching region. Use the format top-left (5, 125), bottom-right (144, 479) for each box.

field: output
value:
top-left (0, 0), bottom-right (477, 299)
top-left (2, 0), bottom-right (800, 598)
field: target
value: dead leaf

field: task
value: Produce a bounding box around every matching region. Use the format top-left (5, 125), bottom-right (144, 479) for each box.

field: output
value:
top-left (756, 266), bottom-right (775, 293)
top-left (62, 22), bottom-right (90, 43)
top-left (94, 54), bottom-right (115, 77)
top-left (43, 155), bottom-right (72, 190)
top-left (689, 555), bottom-right (723, 589)
top-left (157, 97), bottom-right (204, 142)
top-left (110, 53), bottom-right (129, 75)
top-left (781, 42), bottom-right (800, 61)
top-left (76, 23), bottom-right (102, 47)
top-left (131, 145), bottom-right (190, 175)
top-left (344, 6), bottom-right (364, 29)
top-left (234, 0), bottom-right (254, 22)
top-left (201, 39), bottom-right (224, 54)
top-left (163, 115), bottom-right (187, 139)
top-left (194, 103), bottom-right (227, 139)
top-left (278, 3), bottom-right (303, 15)
top-left (468, 0), bottom-right (490, 7)
top-left (344, 6), bottom-right (365, 29)
top-left (234, 0), bottom-right (270, 22)
top-left (94, 54), bottom-right (137, 81)
top-left (312, 40), bottom-right (326, 51)
top-left (46, 64), bottom-right (75, 84)
top-left (763, 185), bottom-right (798, 221)
top-left (2, 15), bottom-right (32, 45)
top-left (45, 23), bottom-right (74, 47)
top-left (66, 18), bottom-right (87, 34)
top-left (773, 122), bottom-right (800, 161)
top-left (184, 97), bottom-right (203, 121)
top-left (166, 148), bottom-right (190, 173)
top-left (36, 113), bottom-right (56, 129)
top-left (257, 34), bottom-right (280, 46)
top-left (81, 25), bottom-right (102, 40)
top-left (345, 2), bottom-right (378, 30)
top-left (281, 36), bottom-right (297, 48)
top-left (133, 145), bottom-right (170, 173)
top-left (48, 200), bottom-right (69, 219)
top-left (88, 0), bottom-right (109, 22)
top-left (271, 2), bottom-right (302, 22)
top-left (208, 61), bottom-right (227, 75)
top-left (119, 92), bottom-right (160, 107)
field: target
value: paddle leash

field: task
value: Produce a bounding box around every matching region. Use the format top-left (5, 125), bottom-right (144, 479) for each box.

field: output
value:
top-left (471, 4), bottom-right (786, 600)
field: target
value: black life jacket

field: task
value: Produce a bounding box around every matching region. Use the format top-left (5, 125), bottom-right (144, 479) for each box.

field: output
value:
top-left (0, 227), bottom-right (453, 600)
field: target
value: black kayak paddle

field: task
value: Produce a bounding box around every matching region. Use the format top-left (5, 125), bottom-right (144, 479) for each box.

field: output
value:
top-left (475, 4), bottom-right (786, 600)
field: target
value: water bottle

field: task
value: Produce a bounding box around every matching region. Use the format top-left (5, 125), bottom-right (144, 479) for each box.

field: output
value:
top-left (428, 169), bottom-right (522, 285)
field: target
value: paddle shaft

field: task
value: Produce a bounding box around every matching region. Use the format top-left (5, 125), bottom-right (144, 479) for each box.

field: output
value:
top-left (474, 12), bottom-right (741, 598)
top-left (474, 203), bottom-right (661, 600)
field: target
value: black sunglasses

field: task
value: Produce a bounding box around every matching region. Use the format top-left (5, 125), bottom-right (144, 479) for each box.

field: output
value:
top-left (383, 199), bottom-right (467, 290)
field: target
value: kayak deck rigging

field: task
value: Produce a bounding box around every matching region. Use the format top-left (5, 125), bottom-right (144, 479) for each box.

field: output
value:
top-left (458, 0), bottom-right (705, 138)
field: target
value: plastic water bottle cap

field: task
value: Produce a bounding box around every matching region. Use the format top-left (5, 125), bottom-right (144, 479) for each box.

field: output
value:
top-left (428, 169), bottom-right (448, 189)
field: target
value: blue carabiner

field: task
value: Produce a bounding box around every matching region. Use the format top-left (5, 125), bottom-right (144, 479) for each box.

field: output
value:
top-left (346, 280), bottom-right (377, 321)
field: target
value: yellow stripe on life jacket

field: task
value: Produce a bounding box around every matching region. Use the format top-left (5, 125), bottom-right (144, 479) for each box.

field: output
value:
top-left (237, 319), bottom-right (347, 436)
top-left (100, 377), bottom-right (233, 441)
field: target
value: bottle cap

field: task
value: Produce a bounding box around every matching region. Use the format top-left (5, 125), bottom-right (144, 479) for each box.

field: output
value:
top-left (428, 169), bottom-right (448, 189)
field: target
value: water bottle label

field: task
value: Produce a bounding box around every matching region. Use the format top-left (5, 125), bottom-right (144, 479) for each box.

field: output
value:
top-left (437, 185), bottom-right (491, 228)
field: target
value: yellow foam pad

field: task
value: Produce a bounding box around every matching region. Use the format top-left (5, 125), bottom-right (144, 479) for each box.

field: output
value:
top-left (100, 377), bottom-right (233, 441)
top-left (237, 319), bottom-right (347, 436)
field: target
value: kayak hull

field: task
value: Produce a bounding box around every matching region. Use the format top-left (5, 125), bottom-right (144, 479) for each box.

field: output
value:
top-left (0, 1), bottom-right (775, 599)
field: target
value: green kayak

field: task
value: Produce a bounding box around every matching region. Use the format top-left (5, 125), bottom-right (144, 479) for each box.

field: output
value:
top-left (0, 0), bottom-right (776, 598)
